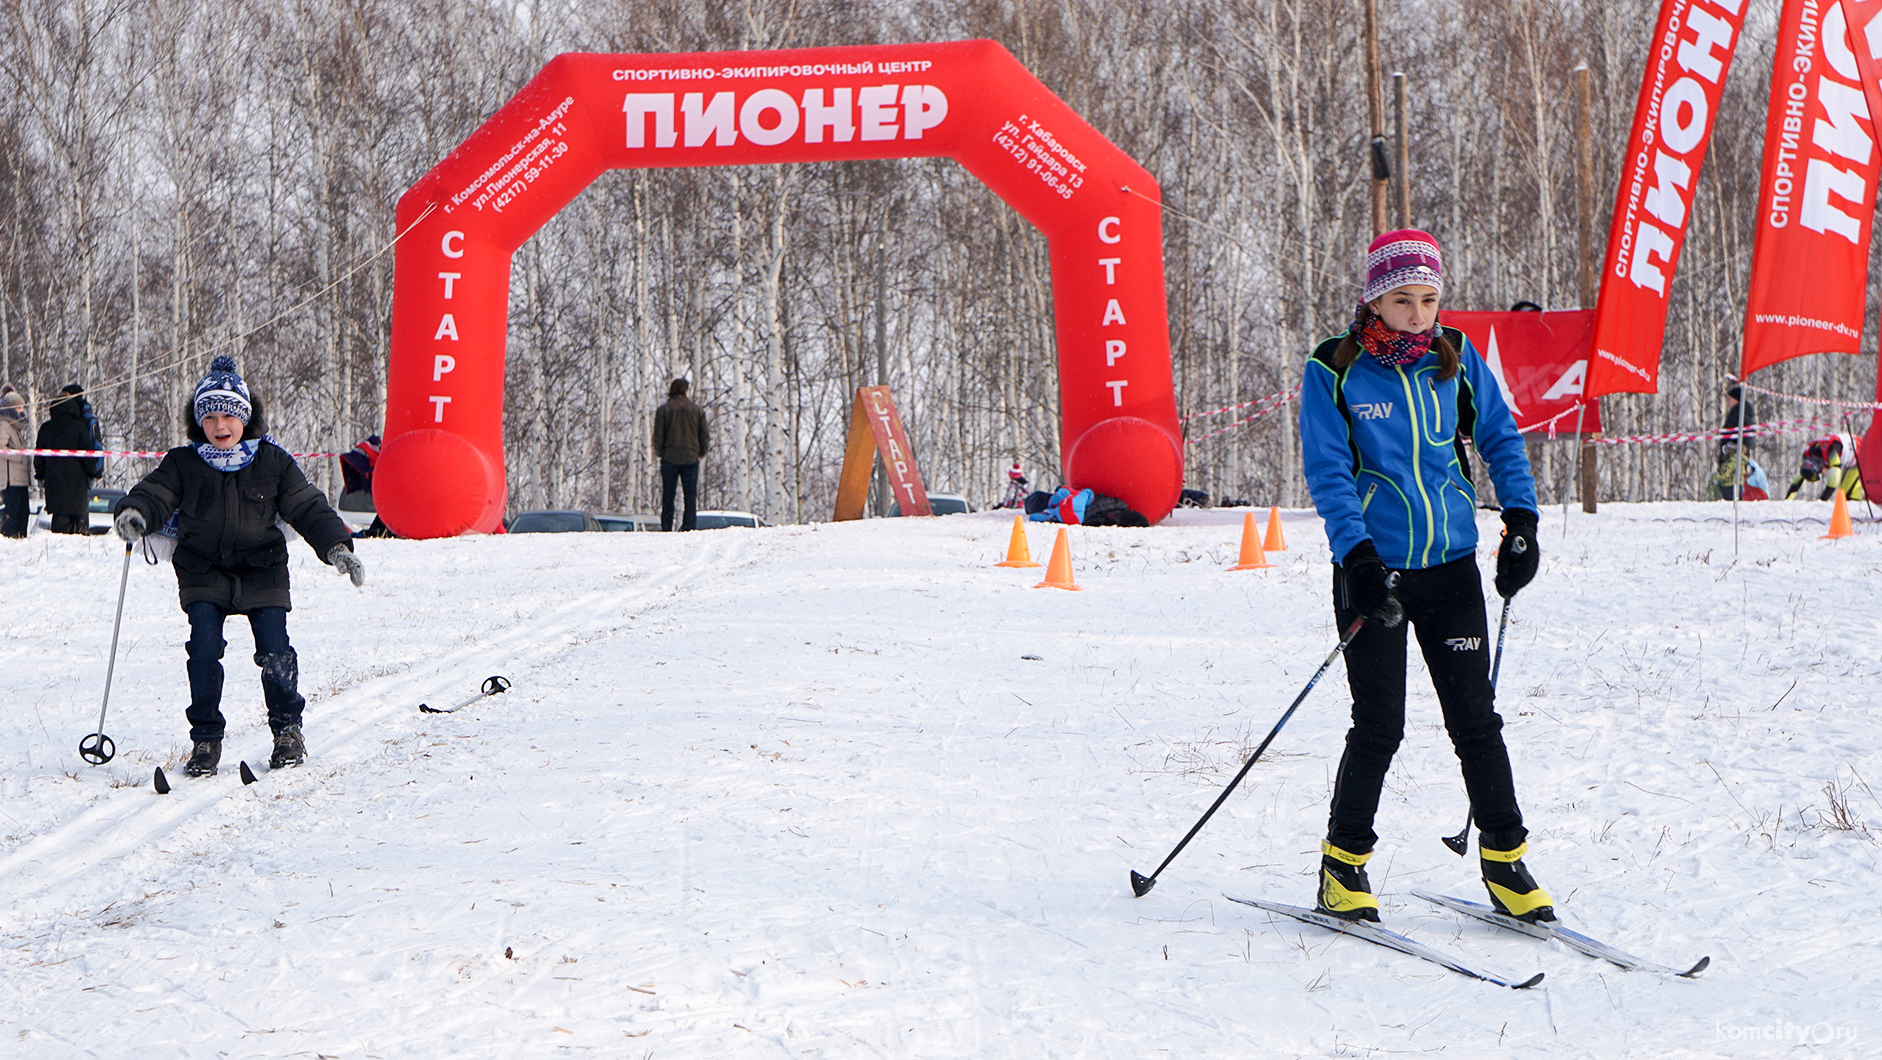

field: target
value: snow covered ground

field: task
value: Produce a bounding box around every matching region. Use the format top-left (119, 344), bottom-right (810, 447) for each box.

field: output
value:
top-left (2, 500), bottom-right (1879, 1059)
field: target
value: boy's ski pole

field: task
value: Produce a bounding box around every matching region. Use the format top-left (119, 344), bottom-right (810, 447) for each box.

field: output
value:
top-left (419, 675), bottom-right (511, 713)
top-left (79, 541), bottom-right (135, 765)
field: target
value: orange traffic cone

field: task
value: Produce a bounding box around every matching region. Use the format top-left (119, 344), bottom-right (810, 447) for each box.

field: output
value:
top-left (1823, 488), bottom-right (1854, 539)
top-left (995, 514), bottom-right (1043, 567)
top-left (1228, 512), bottom-right (1274, 570)
top-left (1262, 506), bottom-right (1288, 553)
top-left (1034, 527), bottom-right (1082, 590)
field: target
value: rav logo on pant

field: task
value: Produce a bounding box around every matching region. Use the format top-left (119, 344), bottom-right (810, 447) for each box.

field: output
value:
top-left (1445, 637), bottom-right (1483, 652)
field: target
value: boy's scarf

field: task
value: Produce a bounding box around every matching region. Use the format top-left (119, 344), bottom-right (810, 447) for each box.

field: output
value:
top-left (1350, 304), bottom-right (1438, 367)
top-left (196, 437), bottom-right (274, 472)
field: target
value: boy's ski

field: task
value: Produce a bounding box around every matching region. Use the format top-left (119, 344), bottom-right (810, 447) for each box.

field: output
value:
top-left (1410, 889), bottom-right (1708, 977)
top-left (1226, 895), bottom-right (1544, 989)
top-left (152, 761), bottom-right (260, 794)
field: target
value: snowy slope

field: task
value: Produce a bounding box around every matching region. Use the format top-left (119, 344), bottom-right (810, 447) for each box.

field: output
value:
top-left (2, 502), bottom-right (1878, 1058)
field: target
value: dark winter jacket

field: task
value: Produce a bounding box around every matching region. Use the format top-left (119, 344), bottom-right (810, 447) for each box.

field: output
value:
top-left (33, 395), bottom-right (100, 515)
top-left (652, 396), bottom-right (709, 465)
top-left (116, 441), bottom-right (354, 613)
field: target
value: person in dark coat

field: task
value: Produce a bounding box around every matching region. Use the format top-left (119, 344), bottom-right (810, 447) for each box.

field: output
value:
top-left (113, 355), bottom-right (364, 777)
top-left (652, 377), bottom-right (709, 531)
top-left (1716, 385), bottom-right (1763, 500)
top-left (33, 384), bottom-right (102, 534)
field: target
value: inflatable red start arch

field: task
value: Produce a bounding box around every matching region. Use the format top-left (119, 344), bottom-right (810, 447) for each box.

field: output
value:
top-left (377, 40), bottom-right (1183, 538)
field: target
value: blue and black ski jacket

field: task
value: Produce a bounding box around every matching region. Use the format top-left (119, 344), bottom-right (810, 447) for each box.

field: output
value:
top-left (1300, 325), bottom-right (1537, 570)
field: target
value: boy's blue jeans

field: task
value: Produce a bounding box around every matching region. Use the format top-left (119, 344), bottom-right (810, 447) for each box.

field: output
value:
top-left (184, 602), bottom-right (303, 742)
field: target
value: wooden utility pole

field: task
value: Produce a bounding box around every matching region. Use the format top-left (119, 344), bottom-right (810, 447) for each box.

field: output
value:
top-left (1393, 72), bottom-right (1410, 226)
top-left (1574, 64), bottom-right (1599, 514)
top-left (1364, 0), bottom-right (1388, 236)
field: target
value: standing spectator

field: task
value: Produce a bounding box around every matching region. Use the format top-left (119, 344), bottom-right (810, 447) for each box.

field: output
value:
top-left (338, 433), bottom-right (394, 537)
top-left (34, 384), bottom-right (102, 535)
top-left (1, 384), bottom-right (30, 537)
top-left (1715, 385), bottom-right (1761, 500)
top-left (652, 378), bottom-right (709, 532)
top-left (997, 460), bottom-right (1029, 509)
top-left (339, 434), bottom-right (380, 507)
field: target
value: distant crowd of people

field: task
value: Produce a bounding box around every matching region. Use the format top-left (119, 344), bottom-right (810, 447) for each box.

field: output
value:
top-left (1, 381), bottom-right (105, 538)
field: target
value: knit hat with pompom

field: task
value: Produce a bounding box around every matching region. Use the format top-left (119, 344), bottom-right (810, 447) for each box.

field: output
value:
top-left (193, 355), bottom-right (252, 425)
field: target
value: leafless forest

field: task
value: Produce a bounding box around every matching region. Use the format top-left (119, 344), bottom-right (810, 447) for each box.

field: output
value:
top-left (3, 0), bottom-right (1877, 523)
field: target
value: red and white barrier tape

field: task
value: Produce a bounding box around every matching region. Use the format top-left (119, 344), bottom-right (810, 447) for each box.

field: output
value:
top-left (1727, 377), bottom-right (1882, 411)
top-left (1518, 406), bottom-right (1586, 436)
top-left (1, 448), bottom-right (343, 459)
top-left (1181, 385), bottom-right (1301, 424)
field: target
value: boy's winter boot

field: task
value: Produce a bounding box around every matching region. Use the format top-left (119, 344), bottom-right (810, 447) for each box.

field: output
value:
top-left (257, 649), bottom-right (306, 736)
top-left (1481, 841), bottom-right (1557, 923)
top-left (1316, 841), bottom-right (1381, 922)
top-left (270, 724), bottom-right (306, 769)
top-left (184, 740), bottom-right (221, 777)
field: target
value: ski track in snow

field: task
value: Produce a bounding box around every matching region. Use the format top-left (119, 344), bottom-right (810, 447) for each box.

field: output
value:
top-left (2, 503), bottom-right (1879, 1058)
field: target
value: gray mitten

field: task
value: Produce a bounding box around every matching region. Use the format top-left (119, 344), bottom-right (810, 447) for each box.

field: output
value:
top-left (327, 544), bottom-right (365, 587)
top-left (114, 508), bottom-right (146, 543)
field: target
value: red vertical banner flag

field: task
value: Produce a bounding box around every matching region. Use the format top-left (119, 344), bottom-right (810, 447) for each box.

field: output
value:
top-left (1839, 0), bottom-right (1882, 497)
top-left (1742, 0), bottom-right (1882, 377)
top-left (1587, 0), bottom-right (1750, 398)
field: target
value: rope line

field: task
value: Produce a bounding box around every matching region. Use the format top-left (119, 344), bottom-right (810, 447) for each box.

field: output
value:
top-left (1182, 384), bottom-right (1301, 424)
top-left (17, 201), bottom-right (438, 415)
top-left (1727, 376), bottom-right (1882, 412)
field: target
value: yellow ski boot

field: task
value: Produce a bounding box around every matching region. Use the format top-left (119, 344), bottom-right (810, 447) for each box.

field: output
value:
top-left (1316, 841), bottom-right (1382, 922)
top-left (1482, 842), bottom-right (1557, 923)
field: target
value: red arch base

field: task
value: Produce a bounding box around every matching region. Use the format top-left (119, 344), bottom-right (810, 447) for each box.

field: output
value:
top-left (379, 41), bottom-right (1183, 537)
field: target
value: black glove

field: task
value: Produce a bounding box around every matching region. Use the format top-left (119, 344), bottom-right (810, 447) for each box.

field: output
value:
top-left (1494, 508), bottom-right (1539, 599)
top-left (114, 508), bottom-right (146, 543)
top-left (1340, 540), bottom-right (1403, 629)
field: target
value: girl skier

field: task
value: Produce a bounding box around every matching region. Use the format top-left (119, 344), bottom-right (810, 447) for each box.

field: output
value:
top-left (113, 355), bottom-right (364, 776)
top-left (1297, 230), bottom-right (1554, 924)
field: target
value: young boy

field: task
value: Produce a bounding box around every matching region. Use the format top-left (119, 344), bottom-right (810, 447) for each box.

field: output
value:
top-left (113, 355), bottom-right (365, 775)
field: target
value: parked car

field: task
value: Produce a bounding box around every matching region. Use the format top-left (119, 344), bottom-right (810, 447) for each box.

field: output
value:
top-left (506, 509), bottom-right (600, 533)
top-left (35, 487), bottom-right (127, 535)
top-left (592, 511), bottom-right (660, 532)
top-left (693, 509), bottom-right (765, 529)
top-left (336, 492), bottom-right (378, 533)
top-left (889, 492), bottom-right (972, 516)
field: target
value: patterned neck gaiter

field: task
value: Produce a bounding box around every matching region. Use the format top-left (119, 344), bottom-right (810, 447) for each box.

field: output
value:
top-left (1350, 304), bottom-right (1438, 367)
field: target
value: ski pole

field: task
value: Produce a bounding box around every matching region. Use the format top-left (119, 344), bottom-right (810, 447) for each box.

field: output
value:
top-left (1131, 615), bottom-right (1368, 898)
top-left (79, 541), bottom-right (135, 766)
top-left (1442, 594), bottom-right (1513, 856)
top-left (418, 675), bottom-right (511, 714)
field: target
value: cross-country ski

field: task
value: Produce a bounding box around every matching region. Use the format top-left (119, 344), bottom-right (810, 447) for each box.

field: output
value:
top-left (1411, 889), bottom-right (1710, 977)
top-left (1226, 895), bottom-right (1545, 989)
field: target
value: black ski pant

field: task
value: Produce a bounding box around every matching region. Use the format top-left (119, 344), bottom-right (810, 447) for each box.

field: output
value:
top-left (185, 602), bottom-right (304, 742)
top-left (1326, 554), bottom-right (1526, 856)
top-left (660, 459), bottom-right (699, 531)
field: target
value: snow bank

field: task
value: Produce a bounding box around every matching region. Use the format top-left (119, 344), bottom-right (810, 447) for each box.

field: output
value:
top-left (2, 502), bottom-right (1877, 1057)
